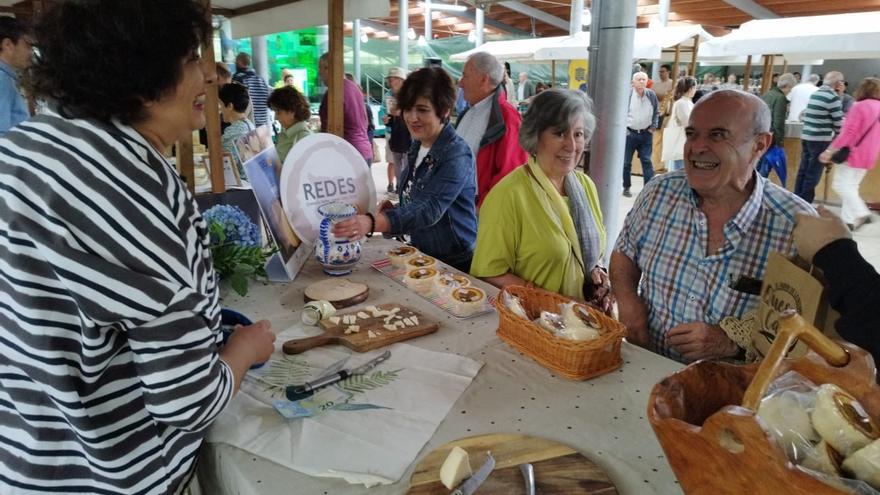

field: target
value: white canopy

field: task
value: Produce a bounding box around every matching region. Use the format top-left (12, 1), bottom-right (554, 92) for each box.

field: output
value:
top-left (216, 0), bottom-right (390, 39)
top-left (449, 36), bottom-right (571, 63)
top-left (700, 11), bottom-right (880, 61)
top-left (451, 25), bottom-right (714, 63)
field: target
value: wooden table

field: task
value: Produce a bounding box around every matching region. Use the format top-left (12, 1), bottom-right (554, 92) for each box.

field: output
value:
top-left (198, 238), bottom-right (684, 495)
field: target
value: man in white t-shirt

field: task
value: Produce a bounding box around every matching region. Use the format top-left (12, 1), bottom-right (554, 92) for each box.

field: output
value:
top-left (787, 74), bottom-right (820, 122)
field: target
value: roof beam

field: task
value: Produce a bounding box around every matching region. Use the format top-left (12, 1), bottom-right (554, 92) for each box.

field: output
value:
top-left (213, 0), bottom-right (307, 18)
top-left (497, 1), bottom-right (569, 31)
top-left (721, 0), bottom-right (780, 19)
top-left (456, 8), bottom-right (531, 36)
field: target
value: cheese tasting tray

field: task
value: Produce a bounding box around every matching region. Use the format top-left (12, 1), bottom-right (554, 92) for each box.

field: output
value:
top-left (371, 258), bottom-right (495, 319)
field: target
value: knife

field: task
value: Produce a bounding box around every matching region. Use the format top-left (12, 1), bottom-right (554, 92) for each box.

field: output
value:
top-left (285, 350), bottom-right (391, 401)
top-left (520, 463), bottom-right (535, 495)
top-left (451, 452), bottom-right (495, 495)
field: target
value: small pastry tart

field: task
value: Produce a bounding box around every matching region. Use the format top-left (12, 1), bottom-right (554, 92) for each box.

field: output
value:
top-left (406, 255), bottom-right (436, 270)
top-left (434, 272), bottom-right (471, 297)
top-left (388, 245), bottom-right (419, 267)
top-left (812, 383), bottom-right (880, 457)
top-left (843, 438), bottom-right (880, 489)
top-left (404, 267), bottom-right (439, 294)
top-left (450, 286), bottom-right (486, 316)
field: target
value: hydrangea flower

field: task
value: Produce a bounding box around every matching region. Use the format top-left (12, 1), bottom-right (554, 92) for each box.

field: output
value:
top-left (202, 204), bottom-right (260, 248)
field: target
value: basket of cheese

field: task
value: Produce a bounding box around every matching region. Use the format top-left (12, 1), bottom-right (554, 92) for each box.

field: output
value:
top-left (648, 310), bottom-right (880, 495)
top-left (494, 285), bottom-right (625, 380)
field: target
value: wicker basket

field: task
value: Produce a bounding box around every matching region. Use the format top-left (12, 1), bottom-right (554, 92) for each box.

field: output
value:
top-left (494, 285), bottom-right (626, 380)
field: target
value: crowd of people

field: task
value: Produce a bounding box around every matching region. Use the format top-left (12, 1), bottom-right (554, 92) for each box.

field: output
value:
top-left (0, 1), bottom-right (878, 493)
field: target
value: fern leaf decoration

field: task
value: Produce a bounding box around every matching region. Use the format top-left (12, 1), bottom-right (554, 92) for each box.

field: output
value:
top-left (338, 369), bottom-right (401, 395)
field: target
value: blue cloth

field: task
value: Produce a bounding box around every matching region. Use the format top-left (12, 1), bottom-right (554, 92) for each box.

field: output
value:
top-left (757, 145), bottom-right (788, 186)
top-left (455, 87), bottom-right (468, 117)
top-left (794, 139), bottom-right (829, 203)
top-left (623, 128), bottom-right (654, 188)
top-left (385, 122), bottom-right (477, 271)
top-left (0, 61), bottom-right (28, 135)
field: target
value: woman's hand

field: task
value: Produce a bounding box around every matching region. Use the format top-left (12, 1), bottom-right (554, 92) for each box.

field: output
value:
top-left (220, 320), bottom-right (276, 393)
top-left (818, 149), bottom-right (834, 164)
top-left (332, 215), bottom-right (372, 240)
top-left (586, 266), bottom-right (614, 315)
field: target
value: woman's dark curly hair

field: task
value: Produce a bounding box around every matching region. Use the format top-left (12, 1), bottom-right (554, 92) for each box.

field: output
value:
top-left (219, 83), bottom-right (250, 113)
top-left (267, 86), bottom-right (311, 122)
top-left (24, 0), bottom-right (209, 125)
top-left (396, 67), bottom-right (455, 121)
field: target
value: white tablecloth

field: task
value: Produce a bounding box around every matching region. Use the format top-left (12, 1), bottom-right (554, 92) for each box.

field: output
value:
top-left (199, 238), bottom-right (685, 494)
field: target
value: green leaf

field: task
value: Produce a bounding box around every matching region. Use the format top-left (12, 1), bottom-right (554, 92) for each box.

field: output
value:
top-left (229, 271), bottom-right (249, 296)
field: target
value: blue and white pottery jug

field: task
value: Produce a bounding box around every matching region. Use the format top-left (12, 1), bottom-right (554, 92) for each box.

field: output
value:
top-left (315, 201), bottom-right (362, 276)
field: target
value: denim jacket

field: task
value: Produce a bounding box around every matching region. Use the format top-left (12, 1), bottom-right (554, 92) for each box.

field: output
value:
top-left (385, 122), bottom-right (477, 269)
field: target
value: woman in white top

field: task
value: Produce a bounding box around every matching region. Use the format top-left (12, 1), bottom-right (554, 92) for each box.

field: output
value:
top-left (663, 76), bottom-right (697, 171)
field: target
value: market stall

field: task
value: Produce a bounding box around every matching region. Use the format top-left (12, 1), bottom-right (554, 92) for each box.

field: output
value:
top-left (198, 238), bottom-right (685, 495)
top-left (700, 11), bottom-right (880, 206)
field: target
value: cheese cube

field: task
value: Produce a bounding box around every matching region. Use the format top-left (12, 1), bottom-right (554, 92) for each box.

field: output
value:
top-left (357, 312), bottom-right (370, 319)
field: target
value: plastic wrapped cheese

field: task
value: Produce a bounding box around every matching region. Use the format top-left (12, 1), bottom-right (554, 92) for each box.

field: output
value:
top-left (843, 438), bottom-right (880, 489)
top-left (757, 390), bottom-right (819, 460)
top-left (812, 383), bottom-right (880, 457)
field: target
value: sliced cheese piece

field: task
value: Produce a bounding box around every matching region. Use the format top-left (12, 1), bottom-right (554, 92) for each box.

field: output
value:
top-left (367, 330), bottom-right (377, 339)
top-left (395, 320), bottom-right (406, 329)
top-left (383, 324), bottom-right (397, 331)
top-left (328, 316), bottom-right (341, 325)
top-left (402, 317), bottom-right (414, 326)
top-left (439, 446), bottom-right (472, 490)
top-left (411, 315), bottom-right (419, 326)
top-left (345, 325), bottom-right (360, 334)
top-left (365, 305), bottom-right (378, 313)
top-left (357, 311), bottom-right (370, 319)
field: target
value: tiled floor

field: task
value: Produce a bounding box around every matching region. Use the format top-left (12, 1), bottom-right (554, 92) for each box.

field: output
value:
top-left (369, 138), bottom-right (880, 272)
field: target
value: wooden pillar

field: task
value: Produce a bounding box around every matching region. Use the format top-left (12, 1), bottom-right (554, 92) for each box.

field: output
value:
top-left (672, 43), bottom-right (681, 77)
top-left (760, 54), bottom-right (774, 95)
top-left (551, 60), bottom-right (556, 87)
top-left (781, 60), bottom-right (788, 75)
top-left (687, 35), bottom-right (700, 79)
top-left (200, 0), bottom-right (224, 193)
top-left (178, 134), bottom-right (196, 195)
top-left (743, 55), bottom-right (752, 92)
top-left (326, 0), bottom-right (344, 137)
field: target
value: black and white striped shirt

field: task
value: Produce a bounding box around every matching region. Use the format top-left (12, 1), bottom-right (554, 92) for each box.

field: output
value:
top-left (0, 110), bottom-right (233, 494)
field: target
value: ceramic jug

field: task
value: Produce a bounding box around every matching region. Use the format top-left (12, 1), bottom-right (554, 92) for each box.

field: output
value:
top-left (315, 201), bottom-right (361, 276)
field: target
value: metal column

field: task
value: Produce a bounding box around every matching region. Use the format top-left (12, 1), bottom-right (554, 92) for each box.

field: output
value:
top-left (475, 7), bottom-right (484, 46)
top-left (353, 19), bottom-right (362, 85)
top-left (251, 35), bottom-right (269, 83)
top-left (399, 0), bottom-right (409, 70)
top-left (587, 0), bottom-right (638, 262)
top-left (651, 0), bottom-right (670, 81)
top-left (570, 0), bottom-right (583, 35)
top-left (424, 3), bottom-right (432, 41)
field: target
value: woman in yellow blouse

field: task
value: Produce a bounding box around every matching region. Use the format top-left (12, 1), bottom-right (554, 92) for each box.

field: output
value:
top-left (470, 89), bottom-right (611, 312)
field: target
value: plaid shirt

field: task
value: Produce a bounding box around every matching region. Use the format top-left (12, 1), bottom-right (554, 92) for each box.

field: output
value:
top-left (614, 171), bottom-right (813, 361)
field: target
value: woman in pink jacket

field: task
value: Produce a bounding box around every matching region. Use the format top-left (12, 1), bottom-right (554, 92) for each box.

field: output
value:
top-left (820, 77), bottom-right (880, 230)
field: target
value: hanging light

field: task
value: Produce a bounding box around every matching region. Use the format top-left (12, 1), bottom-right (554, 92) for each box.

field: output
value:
top-left (360, 31), bottom-right (369, 43)
top-left (582, 8), bottom-right (592, 27)
top-left (417, 35), bottom-right (428, 47)
top-left (407, 27), bottom-right (417, 40)
top-left (467, 30), bottom-right (476, 43)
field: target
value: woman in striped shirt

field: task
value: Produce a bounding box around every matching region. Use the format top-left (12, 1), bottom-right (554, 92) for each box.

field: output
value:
top-left (0, 1), bottom-right (275, 494)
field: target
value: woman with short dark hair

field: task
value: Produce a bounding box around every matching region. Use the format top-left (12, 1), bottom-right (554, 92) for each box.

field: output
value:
top-left (219, 82), bottom-right (256, 175)
top-left (2, 1), bottom-right (275, 493)
top-left (267, 85), bottom-right (312, 163)
top-left (333, 67), bottom-right (477, 271)
top-left (472, 89), bottom-right (611, 311)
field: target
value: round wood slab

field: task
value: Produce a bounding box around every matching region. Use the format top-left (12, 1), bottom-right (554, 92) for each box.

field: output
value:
top-left (303, 278), bottom-right (369, 309)
top-left (407, 433), bottom-right (617, 494)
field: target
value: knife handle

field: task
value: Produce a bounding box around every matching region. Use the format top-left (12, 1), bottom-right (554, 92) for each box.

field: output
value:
top-left (283, 334), bottom-right (335, 354)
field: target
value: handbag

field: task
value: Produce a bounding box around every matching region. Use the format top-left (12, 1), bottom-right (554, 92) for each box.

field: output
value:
top-left (830, 112), bottom-right (880, 164)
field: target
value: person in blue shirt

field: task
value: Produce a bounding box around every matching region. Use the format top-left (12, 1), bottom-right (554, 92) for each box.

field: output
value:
top-left (0, 16), bottom-right (32, 135)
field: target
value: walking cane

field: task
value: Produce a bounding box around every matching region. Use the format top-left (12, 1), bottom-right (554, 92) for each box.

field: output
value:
top-left (822, 164), bottom-right (831, 204)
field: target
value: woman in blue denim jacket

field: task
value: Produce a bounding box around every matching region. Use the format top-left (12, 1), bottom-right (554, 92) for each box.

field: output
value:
top-left (334, 67), bottom-right (477, 272)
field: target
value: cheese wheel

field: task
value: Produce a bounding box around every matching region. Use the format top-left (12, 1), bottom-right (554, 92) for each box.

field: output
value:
top-left (405, 267), bottom-right (438, 294)
top-left (811, 384), bottom-right (880, 457)
top-left (388, 245), bottom-right (419, 267)
top-left (801, 440), bottom-right (842, 476)
top-left (757, 391), bottom-right (819, 458)
top-left (450, 287), bottom-right (486, 317)
top-left (843, 438), bottom-right (880, 489)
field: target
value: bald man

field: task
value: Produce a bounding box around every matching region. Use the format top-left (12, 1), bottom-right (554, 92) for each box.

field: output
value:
top-left (611, 89), bottom-right (814, 363)
top-left (622, 71), bottom-right (659, 197)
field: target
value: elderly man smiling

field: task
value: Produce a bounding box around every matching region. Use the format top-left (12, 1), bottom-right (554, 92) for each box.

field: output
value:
top-left (610, 90), bottom-right (813, 363)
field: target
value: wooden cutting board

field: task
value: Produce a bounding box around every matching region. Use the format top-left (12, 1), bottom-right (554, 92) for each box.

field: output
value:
top-left (407, 433), bottom-right (617, 494)
top-left (283, 304), bottom-right (440, 354)
top-left (303, 278), bottom-right (369, 309)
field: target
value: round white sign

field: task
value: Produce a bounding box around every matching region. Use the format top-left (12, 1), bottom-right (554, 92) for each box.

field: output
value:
top-left (280, 133), bottom-right (377, 243)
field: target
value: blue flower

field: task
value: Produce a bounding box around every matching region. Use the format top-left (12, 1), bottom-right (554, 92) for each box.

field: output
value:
top-left (202, 204), bottom-right (261, 248)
